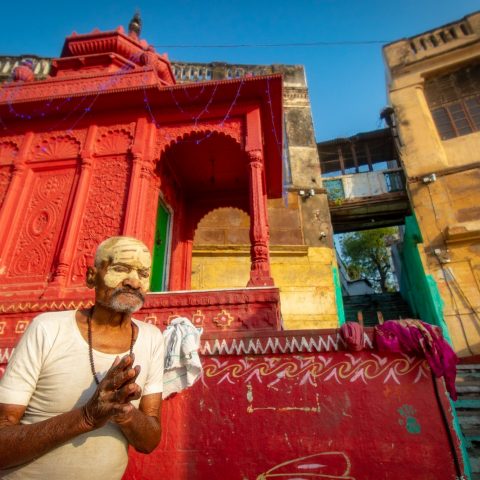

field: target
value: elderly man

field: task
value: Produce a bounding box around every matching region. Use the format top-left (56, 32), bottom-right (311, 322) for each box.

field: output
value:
top-left (0, 236), bottom-right (164, 479)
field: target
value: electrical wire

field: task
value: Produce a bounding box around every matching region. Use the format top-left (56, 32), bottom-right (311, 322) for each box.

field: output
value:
top-left (153, 40), bottom-right (392, 49)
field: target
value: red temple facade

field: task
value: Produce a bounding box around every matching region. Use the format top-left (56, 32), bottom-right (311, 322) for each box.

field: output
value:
top-left (0, 23), bottom-right (469, 479)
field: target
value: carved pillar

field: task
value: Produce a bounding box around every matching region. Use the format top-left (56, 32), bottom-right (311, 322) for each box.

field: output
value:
top-left (51, 126), bottom-right (97, 286)
top-left (123, 151), bottom-right (144, 236)
top-left (0, 132), bottom-right (34, 262)
top-left (167, 196), bottom-right (196, 291)
top-left (182, 239), bottom-right (193, 291)
top-left (246, 149), bottom-right (274, 286)
top-left (124, 118), bottom-right (155, 239)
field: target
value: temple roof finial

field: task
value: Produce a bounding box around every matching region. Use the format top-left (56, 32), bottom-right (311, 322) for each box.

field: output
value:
top-left (128, 10), bottom-right (142, 39)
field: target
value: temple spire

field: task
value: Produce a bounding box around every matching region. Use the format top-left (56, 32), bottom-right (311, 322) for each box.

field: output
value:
top-left (128, 11), bottom-right (142, 39)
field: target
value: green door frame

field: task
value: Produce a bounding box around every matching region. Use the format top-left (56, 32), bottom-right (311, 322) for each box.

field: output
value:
top-left (150, 198), bottom-right (172, 292)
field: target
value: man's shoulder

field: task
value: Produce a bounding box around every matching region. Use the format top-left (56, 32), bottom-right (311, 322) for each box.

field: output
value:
top-left (29, 310), bottom-right (76, 330)
top-left (134, 318), bottom-right (163, 336)
top-left (133, 319), bottom-right (164, 348)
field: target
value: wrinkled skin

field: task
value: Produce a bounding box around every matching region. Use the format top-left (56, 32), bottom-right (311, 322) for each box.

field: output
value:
top-left (0, 237), bottom-right (162, 470)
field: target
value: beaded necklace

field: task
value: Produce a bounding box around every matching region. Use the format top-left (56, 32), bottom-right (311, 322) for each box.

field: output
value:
top-left (87, 309), bottom-right (135, 385)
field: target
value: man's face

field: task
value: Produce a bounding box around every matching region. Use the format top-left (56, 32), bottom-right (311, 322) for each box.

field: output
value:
top-left (94, 239), bottom-right (152, 314)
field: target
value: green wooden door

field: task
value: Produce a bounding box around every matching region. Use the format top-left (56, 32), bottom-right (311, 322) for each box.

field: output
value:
top-left (150, 201), bottom-right (171, 292)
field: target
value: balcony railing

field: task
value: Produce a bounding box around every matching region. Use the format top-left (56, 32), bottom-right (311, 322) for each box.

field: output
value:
top-left (324, 168), bottom-right (405, 202)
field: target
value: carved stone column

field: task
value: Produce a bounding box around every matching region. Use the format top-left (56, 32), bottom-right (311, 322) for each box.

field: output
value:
top-left (0, 132), bottom-right (34, 261)
top-left (51, 148), bottom-right (95, 286)
top-left (124, 119), bottom-right (155, 239)
top-left (123, 151), bottom-right (143, 236)
top-left (247, 149), bottom-right (274, 286)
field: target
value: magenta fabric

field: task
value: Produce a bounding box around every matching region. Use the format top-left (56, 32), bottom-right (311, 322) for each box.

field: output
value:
top-left (375, 320), bottom-right (458, 400)
top-left (340, 322), bottom-right (365, 351)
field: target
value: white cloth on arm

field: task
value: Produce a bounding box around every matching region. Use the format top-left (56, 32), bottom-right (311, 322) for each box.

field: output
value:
top-left (162, 317), bottom-right (202, 399)
top-left (0, 310), bottom-right (164, 480)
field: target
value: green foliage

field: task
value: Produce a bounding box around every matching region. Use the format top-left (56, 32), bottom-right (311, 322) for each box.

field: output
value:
top-left (341, 227), bottom-right (398, 293)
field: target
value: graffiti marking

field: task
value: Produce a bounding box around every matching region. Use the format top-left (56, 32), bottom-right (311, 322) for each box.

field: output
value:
top-left (246, 383), bottom-right (321, 414)
top-left (397, 404), bottom-right (421, 434)
top-left (256, 452), bottom-right (355, 479)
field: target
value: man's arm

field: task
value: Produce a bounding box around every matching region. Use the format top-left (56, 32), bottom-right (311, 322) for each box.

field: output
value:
top-left (114, 393), bottom-right (163, 453)
top-left (0, 355), bottom-right (140, 470)
top-left (0, 403), bottom-right (95, 470)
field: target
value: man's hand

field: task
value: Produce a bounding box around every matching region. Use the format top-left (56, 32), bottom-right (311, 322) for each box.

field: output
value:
top-left (82, 354), bottom-right (142, 428)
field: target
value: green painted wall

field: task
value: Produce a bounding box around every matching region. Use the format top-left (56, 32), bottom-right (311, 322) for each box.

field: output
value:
top-left (333, 266), bottom-right (345, 326)
top-left (399, 215), bottom-right (452, 344)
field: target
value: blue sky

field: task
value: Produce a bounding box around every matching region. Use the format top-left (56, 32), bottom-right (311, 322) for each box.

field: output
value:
top-left (1, 1), bottom-right (478, 141)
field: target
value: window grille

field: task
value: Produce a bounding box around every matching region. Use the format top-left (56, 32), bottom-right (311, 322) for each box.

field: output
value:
top-left (425, 63), bottom-right (480, 140)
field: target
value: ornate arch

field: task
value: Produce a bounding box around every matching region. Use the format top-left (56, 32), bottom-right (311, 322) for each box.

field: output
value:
top-left (32, 134), bottom-right (81, 161)
top-left (0, 141), bottom-right (19, 165)
top-left (94, 127), bottom-right (134, 156)
top-left (155, 119), bottom-right (245, 160)
top-left (193, 205), bottom-right (250, 243)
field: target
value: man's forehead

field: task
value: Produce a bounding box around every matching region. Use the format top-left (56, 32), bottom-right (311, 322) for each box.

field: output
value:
top-left (106, 239), bottom-right (151, 266)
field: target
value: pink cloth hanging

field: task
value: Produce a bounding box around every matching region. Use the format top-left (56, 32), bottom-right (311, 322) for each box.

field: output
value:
top-left (340, 322), bottom-right (365, 351)
top-left (375, 319), bottom-right (458, 400)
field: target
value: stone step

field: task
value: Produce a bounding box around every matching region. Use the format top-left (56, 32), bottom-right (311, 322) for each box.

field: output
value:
top-left (457, 385), bottom-right (480, 394)
top-left (470, 454), bottom-right (480, 475)
top-left (456, 399), bottom-right (480, 409)
top-left (457, 414), bottom-right (480, 429)
top-left (461, 427), bottom-right (480, 439)
top-left (456, 378), bottom-right (480, 388)
top-left (456, 370), bottom-right (480, 377)
top-left (458, 364), bottom-right (480, 371)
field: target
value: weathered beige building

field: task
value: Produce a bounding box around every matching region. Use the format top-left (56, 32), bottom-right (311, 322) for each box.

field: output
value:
top-left (384, 12), bottom-right (480, 356)
top-left (174, 63), bottom-right (338, 330)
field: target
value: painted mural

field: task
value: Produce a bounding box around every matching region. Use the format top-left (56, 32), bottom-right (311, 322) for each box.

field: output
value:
top-left (123, 347), bottom-right (460, 480)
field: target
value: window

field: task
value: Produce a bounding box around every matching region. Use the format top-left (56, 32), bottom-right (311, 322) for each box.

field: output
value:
top-left (425, 63), bottom-right (480, 140)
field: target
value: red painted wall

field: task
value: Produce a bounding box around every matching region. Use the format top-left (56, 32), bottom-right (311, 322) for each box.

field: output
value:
top-left (123, 330), bottom-right (464, 480)
top-left (0, 321), bottom-right (465, 479)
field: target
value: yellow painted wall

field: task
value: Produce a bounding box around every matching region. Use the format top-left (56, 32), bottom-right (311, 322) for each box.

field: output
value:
top-left (191, 245), bottom-right (339, 329)
top-left (384, 12), bottom-right (480, 355)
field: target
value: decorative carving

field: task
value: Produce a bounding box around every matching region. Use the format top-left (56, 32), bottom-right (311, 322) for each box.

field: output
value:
top-left (213, 309), bottom-right (235, 328)
top-left (246, 150), bottom-right (273, 286)
top-left (156, 119), bottom-right (244, 158)
top-left (12, 59), bottom-right (35, 82)
top-left (95, 127), bottom-right (134, 155)
top-left (7, 169), bottom-right (75, 278)
top-left (70, 155), bottom-right (131, 284)
top-left (14, 320), bottom-right (30, 334)
top-left (136, 287), bottom-right (281, 331)
top-left (201, 332), bottom-right (375, 356)
top-left (203, 353), bottom-right (427, 385)
top-left (0, 70), bottom-right (159, 105)
top-left (32, 134), bottom-right (82, 161)
top-left (0, 166), bottom-right (13, 208)
top-left (247, 149), bottom-right (263, 164)
top-left (0, 299), bottom-right (93, 314)
top-left (0, 141), bottom-right (19, 165)
top-left (143, 177), bottom-right (160, 248)
top-left (192, 309), bottom-right (205, 327)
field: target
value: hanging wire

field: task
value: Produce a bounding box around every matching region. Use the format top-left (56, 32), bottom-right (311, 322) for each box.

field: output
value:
top-left (153, 40), bottom-right (392, 49)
